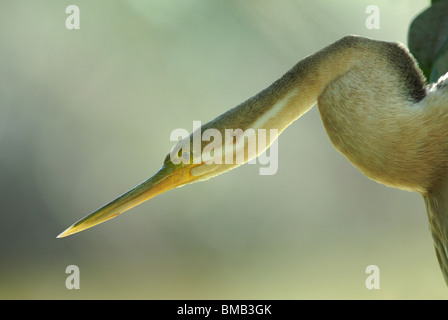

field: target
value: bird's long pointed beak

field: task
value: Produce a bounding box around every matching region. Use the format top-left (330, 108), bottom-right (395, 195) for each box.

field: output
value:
top-left (57, 162), bottom-right (198, 238)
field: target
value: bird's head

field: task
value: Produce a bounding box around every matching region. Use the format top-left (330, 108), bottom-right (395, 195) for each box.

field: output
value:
top-left (57, 123), bottom-right (256, 238)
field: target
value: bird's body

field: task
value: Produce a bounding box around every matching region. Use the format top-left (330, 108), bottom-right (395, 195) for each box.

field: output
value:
top-left (318, 38), bottom-right (443, 193)
top-left (58, 36), bottom-right (448, 285)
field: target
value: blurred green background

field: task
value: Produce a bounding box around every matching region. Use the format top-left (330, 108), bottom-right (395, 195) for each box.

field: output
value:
top-left (1, 0), bottom-right (445, 299)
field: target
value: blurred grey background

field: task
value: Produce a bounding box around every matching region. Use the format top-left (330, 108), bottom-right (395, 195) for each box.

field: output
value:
top-left (1, 0), bottom-right (445, 299)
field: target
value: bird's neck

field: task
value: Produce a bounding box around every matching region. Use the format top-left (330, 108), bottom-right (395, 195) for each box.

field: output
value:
top-left (203, 36), bottom-right (436, 192)
top-left (245, 36), bottom-right (364, 134)
top-left (245, 36), bottom-right (435, 193)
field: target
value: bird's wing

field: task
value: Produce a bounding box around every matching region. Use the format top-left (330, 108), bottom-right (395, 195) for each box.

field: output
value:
top-left (424, 183), bottom-right (448, 285)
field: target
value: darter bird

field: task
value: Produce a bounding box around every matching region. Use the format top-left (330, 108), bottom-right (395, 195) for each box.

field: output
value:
top-left (57, 36), bottom-right (448, 285)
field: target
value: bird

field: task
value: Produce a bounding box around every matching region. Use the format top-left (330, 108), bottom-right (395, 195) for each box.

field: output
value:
top-left (57, 35), bottom-right (448, 285)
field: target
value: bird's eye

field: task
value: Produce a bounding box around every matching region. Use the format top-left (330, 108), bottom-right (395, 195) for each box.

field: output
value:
top-left (182, 151), bottom-right (190, 160)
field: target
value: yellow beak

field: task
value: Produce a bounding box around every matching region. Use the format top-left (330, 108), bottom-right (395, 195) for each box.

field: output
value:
top-left (57, 162), bottom-right (199, 238)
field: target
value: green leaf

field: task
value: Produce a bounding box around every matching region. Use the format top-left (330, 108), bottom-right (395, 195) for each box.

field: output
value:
top-left (431, 38), bottom-right (448, 82)
top-left (408, 1), bottom-right (448, 81)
